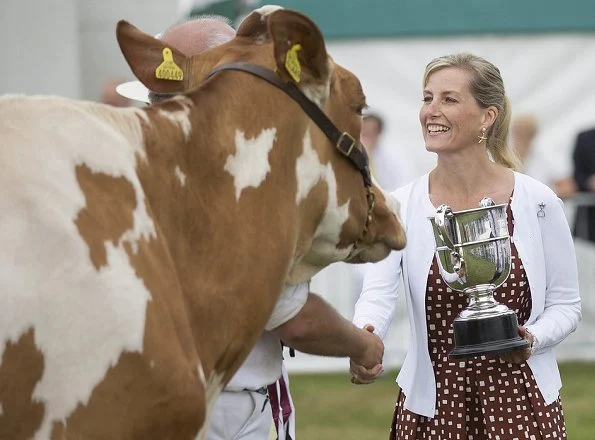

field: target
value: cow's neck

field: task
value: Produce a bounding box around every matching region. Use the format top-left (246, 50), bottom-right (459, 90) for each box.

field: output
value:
top-left (134, 85), bottom-right (310, 381)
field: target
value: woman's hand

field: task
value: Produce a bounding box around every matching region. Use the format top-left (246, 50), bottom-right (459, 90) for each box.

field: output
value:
top-left (499, 325), bottom-right (534, 364)
top-left (350, 324), bottom-right (385, 385)
top-left (350, 359), bottom-right (384, 385)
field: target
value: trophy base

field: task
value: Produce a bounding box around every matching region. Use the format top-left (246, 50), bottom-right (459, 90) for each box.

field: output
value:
top-left (449, 313), bottom-right (530, 359)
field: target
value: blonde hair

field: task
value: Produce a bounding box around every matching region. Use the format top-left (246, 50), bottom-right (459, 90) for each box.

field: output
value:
top-left (423, 53), bottom-right (521, 171)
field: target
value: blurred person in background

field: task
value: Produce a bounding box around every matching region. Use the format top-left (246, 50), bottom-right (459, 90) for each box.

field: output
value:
top-left (511, 113), bottom-right (538, 169)
top-left (100, 78), bottom-right (132, 107)
top-left (350, 53), bottom-right (580, 440)
top-left (572, 127), bottom-right (595, 243)
top-left (511, 113), bottom-right (576, 200)
top-left (553, 175), bottom-right (578, 200)
top-left (118, 15), bottom-right (385, 440)
top-left (360, 112), bottom-right (417, 192)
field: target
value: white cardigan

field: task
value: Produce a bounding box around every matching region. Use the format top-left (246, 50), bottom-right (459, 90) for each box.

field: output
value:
top-left (353, 172), bottom-right (581, 418)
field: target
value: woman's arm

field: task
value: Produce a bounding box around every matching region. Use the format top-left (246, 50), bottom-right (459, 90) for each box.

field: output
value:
top-left (525, 197), bottom-right (582, 354)
top-left (352, 249), bottom-right (403, 340)
top-left (350, 250), bottom-right (403, 384)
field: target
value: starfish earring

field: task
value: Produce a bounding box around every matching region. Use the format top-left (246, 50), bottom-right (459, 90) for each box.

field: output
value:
top-left (477, 127), bottom-right (487, 144)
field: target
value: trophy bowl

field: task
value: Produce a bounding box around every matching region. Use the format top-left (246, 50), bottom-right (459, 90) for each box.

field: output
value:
top-left (429, 198), bottom-right (530, 359)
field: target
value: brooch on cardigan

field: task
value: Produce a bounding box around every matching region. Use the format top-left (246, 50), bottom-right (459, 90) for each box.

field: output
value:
top-left (537, 202), bottom-right (546, 218)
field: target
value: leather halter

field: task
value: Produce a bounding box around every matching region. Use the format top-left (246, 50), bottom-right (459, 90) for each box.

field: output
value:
top-left (205, 62), bottom-right (376, 258)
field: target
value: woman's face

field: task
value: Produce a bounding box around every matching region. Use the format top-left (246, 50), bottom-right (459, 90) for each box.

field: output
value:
top-left (419, 67), bottom-right (493, 155)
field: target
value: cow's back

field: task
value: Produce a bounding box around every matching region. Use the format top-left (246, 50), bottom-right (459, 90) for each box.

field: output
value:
top-left (0, 95), bottom-right (205, 439)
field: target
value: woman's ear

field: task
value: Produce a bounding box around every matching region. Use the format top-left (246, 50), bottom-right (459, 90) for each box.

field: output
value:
top-left (484, 106), bottom-right (499, 128)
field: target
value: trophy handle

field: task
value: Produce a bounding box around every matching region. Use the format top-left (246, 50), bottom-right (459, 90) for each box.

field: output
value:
top-left (435, 204), bottom-right (456, 250)
top-left (453, 255), bottom-right (466, 279)
top-left (479, 197), bottom-right (496, 207)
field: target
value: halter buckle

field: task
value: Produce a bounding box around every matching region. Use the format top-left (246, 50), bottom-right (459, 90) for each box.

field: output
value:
top-left (336, 132), bottom-right (356, 157)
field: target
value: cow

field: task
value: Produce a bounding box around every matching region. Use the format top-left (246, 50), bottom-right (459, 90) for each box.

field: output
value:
top-left (0, 6), bottom-right (406, 440)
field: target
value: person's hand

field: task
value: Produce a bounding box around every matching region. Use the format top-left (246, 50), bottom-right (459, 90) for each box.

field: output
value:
top-left (553, 176), bottom-right (577, 199)
top-left (499, 326), bottom-right (534, 364)
top-left (349, 324), bottom-right (384, 385)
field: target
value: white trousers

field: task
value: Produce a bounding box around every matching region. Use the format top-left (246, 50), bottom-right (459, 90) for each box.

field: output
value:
top-left (207, 389), bottom-right (273, 440)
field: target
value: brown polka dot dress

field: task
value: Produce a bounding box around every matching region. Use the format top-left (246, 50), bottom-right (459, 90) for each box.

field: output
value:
top-left (389, 202), bottom-right (566, 440)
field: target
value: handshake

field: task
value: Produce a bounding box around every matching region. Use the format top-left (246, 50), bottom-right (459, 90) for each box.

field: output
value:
top-left (349, 324), bottom-right (385, 385)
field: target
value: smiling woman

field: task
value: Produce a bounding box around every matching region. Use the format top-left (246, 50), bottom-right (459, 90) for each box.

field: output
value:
top-left (351, 53), bottom-right (581, 440)
top-left (421, 67), bottom-right (496, 156)
top-left (420, 54), bottom-right (519, 177)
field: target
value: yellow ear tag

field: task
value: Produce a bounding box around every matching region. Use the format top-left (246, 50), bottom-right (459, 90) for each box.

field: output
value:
top-left (155, 48), bottom-right (184, 81)
top-left (285, 44), bottom-right (302, 83)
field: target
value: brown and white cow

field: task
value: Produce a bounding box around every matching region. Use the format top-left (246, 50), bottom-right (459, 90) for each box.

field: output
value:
top-left (0, 7), bottom-right (405, 439)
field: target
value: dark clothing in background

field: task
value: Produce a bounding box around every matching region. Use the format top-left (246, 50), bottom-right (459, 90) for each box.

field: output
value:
top-left (572, 128), bottom-right (595, 243)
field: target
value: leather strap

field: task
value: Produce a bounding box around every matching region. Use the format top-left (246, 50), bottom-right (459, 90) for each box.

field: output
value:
top-left (206, 62), bottom-right (372, 187)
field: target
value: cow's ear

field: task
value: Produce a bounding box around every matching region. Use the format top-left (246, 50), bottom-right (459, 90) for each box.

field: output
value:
top-left (236, 9), bottom-right (269, 39)
top-left (116, 20), bottom-right (190, 94)
top-left (237, 6), bottom-right (284, 41)
top-left (268, 10), bottom-right (330, 86)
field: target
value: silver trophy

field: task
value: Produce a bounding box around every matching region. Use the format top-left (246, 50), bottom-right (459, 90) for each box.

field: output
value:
top-left (429, 197), bottom-right (529, 359)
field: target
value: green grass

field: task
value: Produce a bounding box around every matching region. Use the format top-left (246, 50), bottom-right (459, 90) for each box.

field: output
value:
top-left (560, 362), bottom-right (595, 439)
top-left (289, 361), bottom-right (595, 439)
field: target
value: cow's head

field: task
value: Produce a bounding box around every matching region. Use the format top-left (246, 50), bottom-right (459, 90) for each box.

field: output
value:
top-left (116, 7), bottom-right (406, 282)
